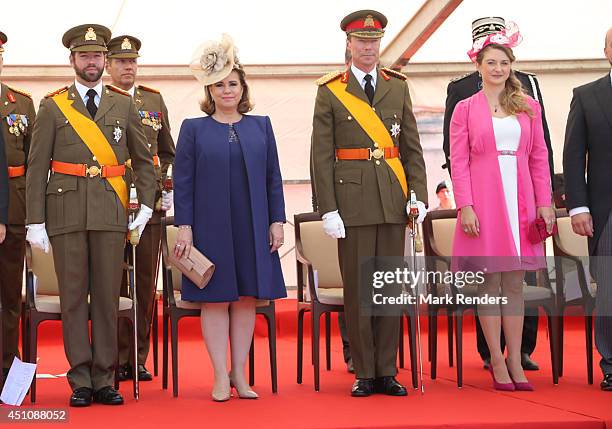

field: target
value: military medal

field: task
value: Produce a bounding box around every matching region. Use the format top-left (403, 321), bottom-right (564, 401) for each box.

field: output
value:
top-left (113, 126), bottom-right (122, 143)
top-left (390, 122), bottom-right (401, 138)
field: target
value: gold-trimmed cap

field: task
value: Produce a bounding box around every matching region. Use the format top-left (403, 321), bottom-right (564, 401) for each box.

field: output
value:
top-left (107, 35), bottom-right (142, 59)
top-left (0, 31), bottom-right (7, 53)
top-left (62, 24), bottom-right (110, 52)
top-left (340, 10), bottom-right (387, 39)
top-left (471, 17), bottom-right (506, 42)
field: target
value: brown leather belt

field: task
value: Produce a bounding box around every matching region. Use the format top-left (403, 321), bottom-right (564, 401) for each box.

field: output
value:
top-left (152, 155), bottom-right (160, 167)
top-left (51, 160), bottom-right (126, 178)
top-left (336, 147), bottom-right (399, 161)
top-left (8, 165), bottom-right (25, 178)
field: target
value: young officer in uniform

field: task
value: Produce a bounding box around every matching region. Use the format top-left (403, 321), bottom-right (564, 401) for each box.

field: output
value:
top-left (312, 10), bottom-right (427, 397)
top-left (442, 17), bottom-right (554, 372)
top-left (0, 30), bottom-right (36, 379)
top-left (105, 35), bottom-right (176, 382)
top-left (25, 24), bottom-right (156, 407)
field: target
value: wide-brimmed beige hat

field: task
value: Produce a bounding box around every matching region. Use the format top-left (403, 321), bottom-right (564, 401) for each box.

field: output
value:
top-left (190, 34), bottom-right (238, 86)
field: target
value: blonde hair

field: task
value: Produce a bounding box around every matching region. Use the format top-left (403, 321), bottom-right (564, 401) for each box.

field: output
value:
top-left (200, 65), bottom-right (253, 115)
top-left (476, 44), bottom-right (534, 118)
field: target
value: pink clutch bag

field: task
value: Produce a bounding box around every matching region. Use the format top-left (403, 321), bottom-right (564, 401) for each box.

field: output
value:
top-left (528, 218), bottom-right (557, 244)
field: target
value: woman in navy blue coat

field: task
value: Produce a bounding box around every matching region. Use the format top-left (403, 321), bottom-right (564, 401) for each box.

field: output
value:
top-left (173, 35), bottom-right (286, 401)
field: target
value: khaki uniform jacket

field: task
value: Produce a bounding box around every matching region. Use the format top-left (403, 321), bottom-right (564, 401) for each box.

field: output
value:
top-left (1, 83), bottom-right (36, 225)
top-left (312, 69), bottom-right (427, 227)
top-left (26, 83), bottom-right (156, 237)
top-left (132, 85), bottom-right (175, 222)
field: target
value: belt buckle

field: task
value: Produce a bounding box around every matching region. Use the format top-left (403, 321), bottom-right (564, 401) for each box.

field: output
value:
top-left (86, 165), bottom-right (101, 178)
top-left (369, 148), bottom-right (384, 160)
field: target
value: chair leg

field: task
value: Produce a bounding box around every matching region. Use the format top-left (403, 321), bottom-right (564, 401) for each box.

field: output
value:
top-left (171, 315), bottom-right (180, 397)
top-left (29, 319), bottom-right (38, 403)
top-left (325, 312), bottom-right (331, 371)
top-left (312, 308), bottom-right (321, 391)
top-left (558, 314), bottom-right (564, 377)
top-left (162, 312), bottom-right (169, 390)
top-left (398, 316), bottom-right (405, 369)
top-left (249, 337), bottom-right (255, 387)
top-left (430, 310), bottom-right (438, 380)
top-left (455, 311), bottom-right (463, 388)
top-left (152, 298), bottom-right (159, 377)
top-left (586, 314), bottom-right (594, 385)
top-left (547, 314), bottom-right (560, 385)
top-left (408, 313), bottom-right (418, 389)
top-left (267, 312), bottom-right (278, 393)
top-left (428, 313), bottom-right (432, 362)
top-left (447, 311), bottom-right (454, 367)
top-left (297, 309), bottom-right (305, 384)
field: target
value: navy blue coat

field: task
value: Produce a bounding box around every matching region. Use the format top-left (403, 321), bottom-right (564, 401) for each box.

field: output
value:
top-left (174, 115), bottom-right (287, 302)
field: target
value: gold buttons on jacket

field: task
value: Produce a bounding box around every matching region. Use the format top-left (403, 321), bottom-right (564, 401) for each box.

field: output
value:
top-left (375, 160), bottom-right (381, 165)
top-left (374, 143), bottom-right (379, 148)
top-left (58, 188), bottom-right (63, 193)
top-left (339, 179), bottom-right (344, 184)
top-left (347, 115), bottom-right (352, 120)
top-left (92, 156), bottom-right (97, 161)
top-left (372, 107), bottom-right (376, 112)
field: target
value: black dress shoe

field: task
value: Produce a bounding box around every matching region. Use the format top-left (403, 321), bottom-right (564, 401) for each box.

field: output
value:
top-left (374, 376), bottom-right (408, 396)
top-left (351, 378), bottom-right (375, 397)
top-left (521, 353), bottom-right (540, 371)
top-left (117, 364), bottom-right (132, 381)
top-left (93, 386), bottom-right (124, 405)
top-left (483, 357), bottom-right (491, 370)
top-left (346, 358), bottom-right (355, 374)
top-left (601, 374), bottom-right (612, 391)
top-left (137, 365), bottom-right (153, 381)
top-left (69, 387), bottom-right (93, 407)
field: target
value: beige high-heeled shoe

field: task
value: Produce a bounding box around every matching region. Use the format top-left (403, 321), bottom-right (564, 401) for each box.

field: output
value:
top-left (229, 374), bottom-right (259, 399)
top-left (211, 377), bottom-right (231, 402)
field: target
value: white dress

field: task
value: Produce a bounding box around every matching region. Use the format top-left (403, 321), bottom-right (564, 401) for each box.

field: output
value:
top-left (492, 116), bottom-right (521, 256)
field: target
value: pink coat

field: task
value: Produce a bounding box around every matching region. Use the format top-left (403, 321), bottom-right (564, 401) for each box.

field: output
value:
top-left (450, 91), bottom-right (551, 272)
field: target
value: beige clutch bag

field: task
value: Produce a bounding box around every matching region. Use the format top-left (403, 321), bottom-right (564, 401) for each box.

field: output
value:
top-left (167, 246), bottom-right (215, 289)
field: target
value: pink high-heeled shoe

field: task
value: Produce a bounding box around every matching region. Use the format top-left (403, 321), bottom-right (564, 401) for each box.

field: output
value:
top-left (487, 365), bottom-right (515, 391)
top-left (506, 360), bottom-right (534, 391)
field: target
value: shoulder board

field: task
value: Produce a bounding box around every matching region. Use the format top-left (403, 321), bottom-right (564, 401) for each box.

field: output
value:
top-left (515, 69), bottom-right (536, 76)
top-left (44, 86), bottom-right (69, 98)
top-left (380, 68), bottom-right (407, 81)
top-left (106, 84), bottom-right (130, 96)
top-left (7, 85), bottom-right (32, 99)
top-left (450, 72), bottom-right (472, 83)
top-left (315, 70), bottom-right (342, 86)
top-left (137, 84), bottom-right (160, 94)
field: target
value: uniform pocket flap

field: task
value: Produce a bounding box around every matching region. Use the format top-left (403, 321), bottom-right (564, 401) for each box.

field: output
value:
top-left (335, 169), bottom-right (362, 185)
top-left (46, 175), bottom-right (78, 195)
top-left (105, 116), bottom-right (126, 128)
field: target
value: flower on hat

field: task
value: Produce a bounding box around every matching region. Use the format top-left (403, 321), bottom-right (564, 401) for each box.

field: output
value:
top-left (199, 40), bottom-right (229, 74)
top-left (190, 34), bottom-right (239, 85)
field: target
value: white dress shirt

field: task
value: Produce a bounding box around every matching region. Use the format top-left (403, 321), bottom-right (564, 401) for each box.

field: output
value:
top-left (568, 69), bottom-right (612, 218)
top-left (351, 64), bottom-right (377, 91)
top-left (74, 79), bottom-right (103, 108)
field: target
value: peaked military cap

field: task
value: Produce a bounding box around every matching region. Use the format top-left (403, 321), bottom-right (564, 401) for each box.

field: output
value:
top-left (107, 35), bottom-right (141, 59)
top-left (341, 9), bottom-right (387, 39)
top-left (62, 24), bottom-right (111, 52)
top-left (471, 17), bottom-right (506, 42)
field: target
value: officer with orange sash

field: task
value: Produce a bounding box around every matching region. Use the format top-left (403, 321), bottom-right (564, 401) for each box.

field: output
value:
top-left (312, 10), bottom-right (428, 397)
top-left (25, 24), bottom-right (156, 407)
top-left (0, 30), bottom-right (36, 379)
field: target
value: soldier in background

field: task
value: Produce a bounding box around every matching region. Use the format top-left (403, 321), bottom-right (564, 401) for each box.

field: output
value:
top-left (0, 30), bottom-right (36, 379)
top-left (25, 24), bottom-right (156, 407)
top-left (105, 35), bottom-right (175, 383)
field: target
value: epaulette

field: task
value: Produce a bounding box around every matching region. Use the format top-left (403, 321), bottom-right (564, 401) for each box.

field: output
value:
top-left (380, 67), bottom-right (407, 81)
top-left (515, 69), bottom-right (536, 76)
top-left (45, 86), bottom-right (69, 98)
top-left (7, 85), bottom-right (32, 99)
top-left (315, 70), bottom-right (342, 86)
top-left (106, 84), bottom-right (130, 96)
top-left (450, 72), bottom-right (472, 83)
top-left (137, 84), bottom-right (160, 94)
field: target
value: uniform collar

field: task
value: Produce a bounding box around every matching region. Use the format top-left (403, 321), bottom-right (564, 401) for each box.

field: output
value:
top-left (74, 79), bottom-right (103, 104)
top-left (351, 63), bottom-right (377, 90)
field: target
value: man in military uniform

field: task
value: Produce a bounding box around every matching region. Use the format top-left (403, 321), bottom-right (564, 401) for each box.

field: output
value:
top-left (105, 35), bottom-right (175, 382)
top-left (0, 30), bottom-right (36, 379)
top-left (442, 17), bottom-right (554, 372)
top-left (25, 24), bottom-right (156, 407)
top-left (312, 10), bottom-right (427, 397)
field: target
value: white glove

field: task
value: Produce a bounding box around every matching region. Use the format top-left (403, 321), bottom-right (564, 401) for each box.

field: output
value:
top-left (26, 223), bottom-right (50, 253)
top-left (128, 204), bottom-right (153, 238)
top-left (406, 200), bottom-right (428, 224)
top-left (161, 190), bottom-right (173, 212)
top-left (322, 210), bottom-right (346, 239)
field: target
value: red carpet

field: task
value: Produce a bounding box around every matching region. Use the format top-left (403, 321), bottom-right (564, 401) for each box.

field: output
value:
top-left (3, 299), bottom-right (611, 428)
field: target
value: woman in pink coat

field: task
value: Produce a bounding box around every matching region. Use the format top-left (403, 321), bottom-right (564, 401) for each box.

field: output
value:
top-left (450, 23), bottom-right (555, 391)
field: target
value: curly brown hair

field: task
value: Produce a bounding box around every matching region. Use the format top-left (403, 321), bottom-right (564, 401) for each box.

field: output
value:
top-left (476, 44), bottom-right (534, 118)
top-left (199, 65), bottom-right (254, 115)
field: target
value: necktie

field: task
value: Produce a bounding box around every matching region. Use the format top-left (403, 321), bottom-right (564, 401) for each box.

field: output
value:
top-left (364, 74), bottom-right (375, 105)
top-left (86, 88), bottom-right (98, 119)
